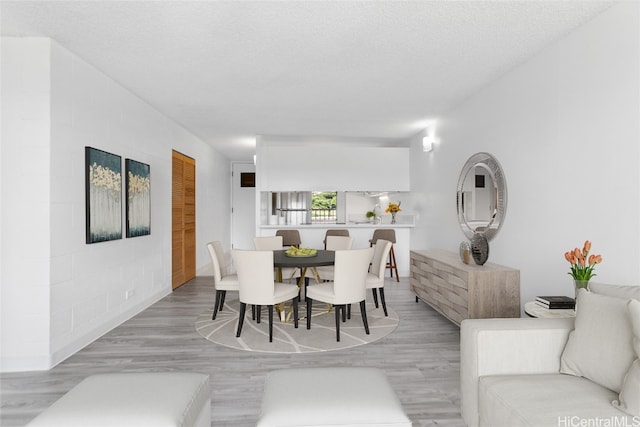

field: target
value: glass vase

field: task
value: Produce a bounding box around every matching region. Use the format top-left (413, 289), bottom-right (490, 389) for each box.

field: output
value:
top-left (391, 213), bottom-right (397, 224)
top-left (574, 279), bottom-right (589, 298)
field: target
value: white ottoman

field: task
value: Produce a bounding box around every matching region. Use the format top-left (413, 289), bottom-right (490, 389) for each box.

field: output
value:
top-left (26, 372), bottom-right (210, 427)
top-left (257, 367), bottom-right (412, 427)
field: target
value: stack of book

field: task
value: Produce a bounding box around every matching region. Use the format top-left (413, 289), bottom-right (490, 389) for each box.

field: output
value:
top-left (535, 295), bottom-right (575, 310)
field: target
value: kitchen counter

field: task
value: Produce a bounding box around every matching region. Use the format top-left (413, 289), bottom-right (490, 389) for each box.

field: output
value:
top-left (260, 223), bottom-right (414, 229)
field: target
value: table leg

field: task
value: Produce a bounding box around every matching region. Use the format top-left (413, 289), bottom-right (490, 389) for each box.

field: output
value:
top-left (310, 267), bottom-right (322, 284)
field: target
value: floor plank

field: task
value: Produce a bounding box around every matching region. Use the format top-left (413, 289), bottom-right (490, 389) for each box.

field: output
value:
top-left (0, 276), bottom-right (464, 427)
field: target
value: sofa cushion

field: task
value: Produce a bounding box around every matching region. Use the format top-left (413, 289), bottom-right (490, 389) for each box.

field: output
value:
top-left (613, 299), bottom-right (640, 416)
top-left (560, 290), bottom-right (635, 393)
top-left (479, 374), bottom-right (631, 427)
top-left (590, 282), bottom-right (640, 300)
top-left (257, 368), bottom-right (411, 427)
top-left (26, 372), bottom-right (210, 427)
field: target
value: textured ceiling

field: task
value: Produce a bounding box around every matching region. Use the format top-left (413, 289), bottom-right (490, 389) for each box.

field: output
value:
top-left (1, 1), bottom-right (613, 160)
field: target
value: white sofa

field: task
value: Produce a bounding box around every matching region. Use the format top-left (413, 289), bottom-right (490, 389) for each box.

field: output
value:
top-left (461, 283), bottom-right (640, 427)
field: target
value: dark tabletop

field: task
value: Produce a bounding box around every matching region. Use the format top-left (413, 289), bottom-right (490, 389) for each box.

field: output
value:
top-left (273, 250), bottom-right (335, 268)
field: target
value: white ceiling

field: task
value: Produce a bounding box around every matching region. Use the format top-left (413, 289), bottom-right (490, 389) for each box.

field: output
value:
top-left (1, 1), bottom-right (614, 161)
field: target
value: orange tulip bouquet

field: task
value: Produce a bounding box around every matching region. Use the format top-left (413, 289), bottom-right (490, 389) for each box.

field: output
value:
top-left (563, 240), bottom-right (603, 282)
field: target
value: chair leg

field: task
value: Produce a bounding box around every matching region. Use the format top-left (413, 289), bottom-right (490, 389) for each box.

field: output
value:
top-left (236, 302), bottom-right (246, 337)
top-left (306, 298), bottom-right (312, 329)
top-left (296, 268), bottom-right (303, 302)
top-left (268, 306), bottom-right (274, 342)
top-left (334, 305), bottom-right (341, 342)
top-left (347, 304), bottom-right (351, 320)
top-left (379, 287), bottom-right (388, 317)
top-left (293, 297), bottom-right (299, 328)
top-left (342, 305), bottom-right (347, 322)
top-left (389, 246), bottom-right (399, 282)
top-left (360, 300), bottom-right (370, 335)
top-left (257, 305), bottom-right (262, 323)
top-left (252, 304), bottom-right (256, 320)
top-left (219, 290), bottom-right (227, 311)
top-left (212, 290), bottom-right (222, 320)
top-left (372, 288), bottom-right (379, 308)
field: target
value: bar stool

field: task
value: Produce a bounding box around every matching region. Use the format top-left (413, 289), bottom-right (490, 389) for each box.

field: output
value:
top-left (275, 229), bottom-right (301, 248)
top-left (323, 229), bottom-right (350, 249)
top-left (369, 229), bottom-right (399, 282)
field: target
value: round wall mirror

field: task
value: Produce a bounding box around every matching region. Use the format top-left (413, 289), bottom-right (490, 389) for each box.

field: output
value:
top-left (456, 152), bottom-right (507, 241)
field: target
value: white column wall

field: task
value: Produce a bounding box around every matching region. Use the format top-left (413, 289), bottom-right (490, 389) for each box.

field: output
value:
top-left (0, 38), bottom-right (52, 371)
top-left (409, 2), bottom-right (640, 308)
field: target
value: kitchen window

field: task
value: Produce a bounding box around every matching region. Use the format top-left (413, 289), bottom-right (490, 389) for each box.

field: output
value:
top-left (311, 192), bottom-right (337, 223)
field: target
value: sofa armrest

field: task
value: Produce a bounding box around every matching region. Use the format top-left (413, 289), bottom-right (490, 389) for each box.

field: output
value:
top-left (460, 317), bottom-right (574, 427)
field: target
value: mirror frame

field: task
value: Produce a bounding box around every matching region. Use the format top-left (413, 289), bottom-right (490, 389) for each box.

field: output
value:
top-left (456, 152), bottom-right (507, 241)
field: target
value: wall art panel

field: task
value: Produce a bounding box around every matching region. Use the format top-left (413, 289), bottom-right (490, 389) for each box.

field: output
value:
top-left (85, 147), bottom-right (122, 243)
top-left (125, 159), bottom-right (151, 237)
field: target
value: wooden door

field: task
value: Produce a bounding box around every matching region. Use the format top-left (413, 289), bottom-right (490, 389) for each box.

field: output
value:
top-left (172, 150), bottom-right (196, 289)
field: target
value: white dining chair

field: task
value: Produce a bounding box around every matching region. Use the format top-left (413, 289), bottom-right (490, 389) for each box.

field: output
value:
top-left (253, 235), bottom-right (301, 283)
top-left (306, 247), bottom-right (374, 342)
top-left (366, 239), bottom-right (393, 317)
top-left (253, 236), bottom-right (283, 250)
top-left (207, 241), bottom-right (240, 320)
top-left (232, 250), bottom-right (299, 342)
top-left (322, 229), bottom-right (350, 249)
top-left (315, 235), bottom-right (354, 282)
top-left (369, 229), bottom-right (399, 281)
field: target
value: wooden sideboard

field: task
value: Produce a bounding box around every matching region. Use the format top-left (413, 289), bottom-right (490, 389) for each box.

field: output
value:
top-left (410, 249), bottom-right (520, 326)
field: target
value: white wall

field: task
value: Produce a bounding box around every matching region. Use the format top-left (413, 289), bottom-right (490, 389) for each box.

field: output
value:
top-left (1, 38), bottom-right (52, 371)
top-left (409, 2), bottom-right (640, 308)
top-left (257, 136), bottom-right (410, 191)
top-left (1, 38), bottom-right (231, 372)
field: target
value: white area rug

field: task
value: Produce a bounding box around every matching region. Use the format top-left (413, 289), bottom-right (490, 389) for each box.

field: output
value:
top-left (195, 298), bottom-right (399, 353)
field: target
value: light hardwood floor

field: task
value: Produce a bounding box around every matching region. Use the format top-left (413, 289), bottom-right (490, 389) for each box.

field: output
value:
top-left (0, 276), bottom-right (464, 427)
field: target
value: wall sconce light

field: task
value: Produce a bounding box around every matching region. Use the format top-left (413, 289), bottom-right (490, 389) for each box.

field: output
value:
top-left (422, 136), bottom-right (434, 152)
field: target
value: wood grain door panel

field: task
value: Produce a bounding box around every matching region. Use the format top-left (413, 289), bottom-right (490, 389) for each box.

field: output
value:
top-left (172, 151), bottom-right (196, 289)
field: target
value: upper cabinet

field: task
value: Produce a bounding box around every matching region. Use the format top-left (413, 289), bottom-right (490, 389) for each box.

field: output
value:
top-left (257, 139), bottom-right (410, 191)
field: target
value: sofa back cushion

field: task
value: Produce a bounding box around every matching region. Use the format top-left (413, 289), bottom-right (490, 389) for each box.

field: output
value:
top-left (590, 282), bottom-right (640, 300)
top-left (613, 299), bottom-right (640, 416)
top-left (560, 290), bottom-right (635, 393)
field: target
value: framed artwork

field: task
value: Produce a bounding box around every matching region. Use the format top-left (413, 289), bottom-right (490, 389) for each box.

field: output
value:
top-left (125, 159), bottom-right (151, 237)
top-left (85, 147), bottom-right (122, 244)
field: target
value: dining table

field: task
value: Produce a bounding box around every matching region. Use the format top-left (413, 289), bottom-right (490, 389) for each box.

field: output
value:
top-left (273, 249), bottom-right (335, 287)
top-left (272, 249), bottom-right (335, 322)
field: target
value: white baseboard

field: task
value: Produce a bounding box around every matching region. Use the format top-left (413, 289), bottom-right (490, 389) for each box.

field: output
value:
top-left (49, 288), bottom-right (171, 370)
top-left (0, 288), bottom-right (170, 373)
